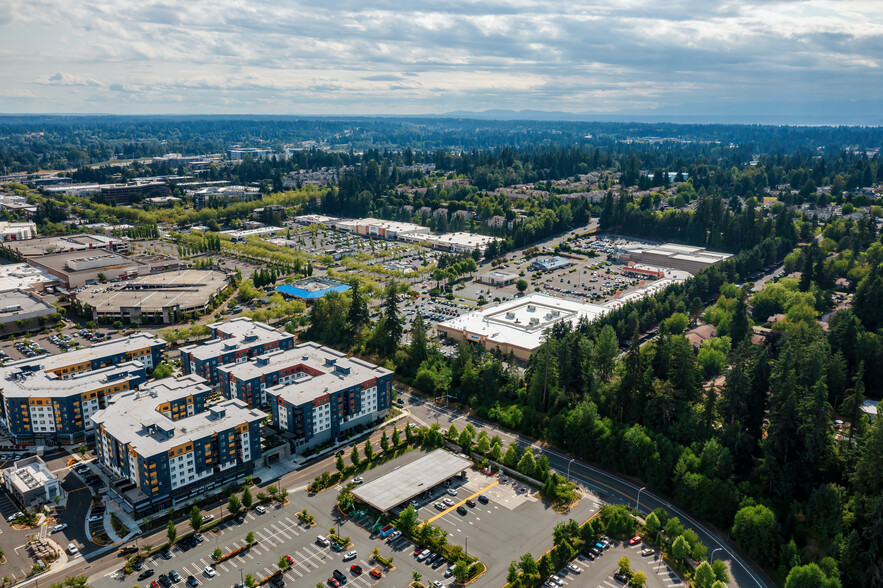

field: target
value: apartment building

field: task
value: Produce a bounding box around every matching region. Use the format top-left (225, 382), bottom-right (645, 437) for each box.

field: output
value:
top-left (92, 375), bottom-right (263, 517)
top-left (179, 318), bottom-right (295, 388)
top-left (232, 342), bottom-right (392, 452)
top-left (0, 334), bottom-right (165, 445)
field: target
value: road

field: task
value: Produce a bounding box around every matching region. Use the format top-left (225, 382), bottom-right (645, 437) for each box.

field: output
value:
top-left (16, 392), bottom-right (771, 588)
top-left (397, 388), bottom-right (775, 588)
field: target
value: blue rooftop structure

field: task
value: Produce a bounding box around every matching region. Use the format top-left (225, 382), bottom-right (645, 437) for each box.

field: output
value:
top-left (275, 278), bottom-right (350, 300)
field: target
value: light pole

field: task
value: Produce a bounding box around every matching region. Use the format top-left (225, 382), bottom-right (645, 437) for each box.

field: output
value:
top-left (636, 486), bottom-right (646, 514)
top-left (566, 458), bottom-right (575, 481)
top-left (710, 548), bottom-right (722, 563)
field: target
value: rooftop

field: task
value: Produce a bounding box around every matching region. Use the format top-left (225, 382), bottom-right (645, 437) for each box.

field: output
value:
top-left (0, 289), bottom-right (57, 324)
top-left (91, 377), bottom-right (265, 457)
top-left (352, 449), bottom-right (472, 513)
top-left (0, 361), bottom-right (145, 399)
top-left (182, 318), bottom-right (293, 361)
top-left (227, 342), bottom-right (391, 399)
top-left (5, 233), bottom-right (125, 257)
top-left (27, 250), bottom-right (135, 274)
top-left (0, 263), bottom-right (57, 290)
top-left (0, 333), bottom-right (164, 375)
top-left (275, 278), bottom-right (351, 300)
top-left (437, 293), bottom-right (608, 352)
top-left (75, 270), bottom-right (229, 313)
top-left (3, 456), bottom-right (56, 494)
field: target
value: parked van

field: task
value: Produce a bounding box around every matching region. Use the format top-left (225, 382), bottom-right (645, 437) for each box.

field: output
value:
top-left (316, 535), bottom-right (330, 547)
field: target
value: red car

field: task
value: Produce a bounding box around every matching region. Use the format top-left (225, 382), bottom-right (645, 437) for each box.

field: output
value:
top-left (628, 535), bottom-right (642, 546)
top-left (151, 582), bottom-right (160, 588)
top-left (350, 565), bottom-right (362, 575)
top-left (327, 579), bottom-right (339, 588)
top-left (284, 555), bottom-right (294, 565)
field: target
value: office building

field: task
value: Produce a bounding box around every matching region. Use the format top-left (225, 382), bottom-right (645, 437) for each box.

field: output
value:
top-left (617, 243), bottom-right (732, 275)
top-left (180, 318), bottom-right (295, 388)
top-left (254, 343), bottom-right (392, 452)
top-left (92, 376), bottom-right (264, 516)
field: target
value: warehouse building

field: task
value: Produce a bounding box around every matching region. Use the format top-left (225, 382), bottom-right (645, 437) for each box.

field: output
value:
top-left (253, 343), bottom-right (392, 452)
top-left (75, 269), bottom-right (230, 324)
top-left (180, 318), bottom-right (295, 388)
top-left (530, 256), bottom-right (572, 271)
top-left (0, 289), bottom-right (58, 334)
top-left (437, 293), bottom-right (608, 361)
top-left (617, 243), bottom-right (732, 275)
top-left (26, 251), bottom-right (140, 289)
top-left (92, 376), bottom-right (264, 516)
top-left (478, 271), bottom-right (519, 287)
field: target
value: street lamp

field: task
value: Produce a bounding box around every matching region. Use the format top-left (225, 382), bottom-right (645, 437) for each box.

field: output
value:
top-left (636, 486), bottom-right (646, 513)
top-left (710, 548), bottom-right (722, 563)
top-left (566, 458), bottom-right (575, 482)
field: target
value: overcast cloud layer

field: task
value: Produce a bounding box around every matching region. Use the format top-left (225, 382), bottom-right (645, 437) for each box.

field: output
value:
top-left (1, 0), bottom-right (881, 118)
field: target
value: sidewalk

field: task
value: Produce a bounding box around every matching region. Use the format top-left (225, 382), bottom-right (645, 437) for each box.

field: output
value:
top-left (103, 495), bottom-right (141, 543)
top-left (288, 409), bottom-right (411, 470)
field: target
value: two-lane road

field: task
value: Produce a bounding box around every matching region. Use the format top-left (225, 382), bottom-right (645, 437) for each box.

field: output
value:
top-left (398, 388), bottom-right (775, 588)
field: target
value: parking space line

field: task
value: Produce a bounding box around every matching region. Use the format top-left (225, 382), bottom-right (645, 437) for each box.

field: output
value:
top-left (423, 480), bottom-right (499, 524)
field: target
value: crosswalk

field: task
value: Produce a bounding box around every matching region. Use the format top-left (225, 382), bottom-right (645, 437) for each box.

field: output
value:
top-left (143, 514), bottom-right (381, 588)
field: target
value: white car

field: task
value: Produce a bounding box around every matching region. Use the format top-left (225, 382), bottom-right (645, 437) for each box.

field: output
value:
top-left (343, 550), bottom-right (357, 561)
top-left (255, 505), bottom-right (266, 514)
top-left (203, 567), bottom-right (216, 578)
top-left (6, 511), bottom-right (23, 522)
top-left (388, 531), bottom-right (402, 541)
top-left (550, 576), bottom-right (563, 586)
top-left (567, 563), bottom-right (581, 573)
top-left (52, 523), bottom-right (68, 533)
top-left (442, 498), bottom-right (454, 507)
top-left (67, 543), bottom-right (79, 555)
top-left (352, 477), bottom-right (363, 484)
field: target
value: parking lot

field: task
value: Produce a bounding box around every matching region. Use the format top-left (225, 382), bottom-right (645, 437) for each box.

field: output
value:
top-left (559, 539), bottom-right (683, 588)
top-left (335, 449), bottom-right (599, 588)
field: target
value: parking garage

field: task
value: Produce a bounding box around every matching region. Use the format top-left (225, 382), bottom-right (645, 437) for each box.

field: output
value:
top-left (351, 449), bottom-right (472, 513)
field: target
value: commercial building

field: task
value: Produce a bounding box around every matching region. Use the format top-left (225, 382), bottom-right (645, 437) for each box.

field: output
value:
top-left (26, 251), bottom-right (140, 289)
top-left (245, 343), bottom-right (392, 451)
top-left (352, 449), bottom-right (472, 513)
top-left (2, 456), bottom-right (61, 506)
top-left (274, 278), bottom-right (351, 301)
top-left (221, 226), bottom-right (285, 242)
top-left (189, 186), bottom-right (261, 209)
top-left (478, 271), bottom-right (519, 287)
top-left (92, 375), bottom-right (264, 516)
top-left (0, 221), bottom-right (37, 242)
top-left (0, 264), bottom-right (57, 292)
top-left (0, 289), bottom-right (58, 334)
top-left (621, 263), bottom-right (666, 280)
top-left (617, 243), bottom-right (732, 275)
top-left (530, 256), bottom-right (572, 271)
top-left (437, 293), bottom-right (608, 361)
top-left (332, 217), bottom-right (430, 240)
top-left (100, 182), bottom-right (171, 206)
top-left (400, 231), bottom-right (501, 254)
top-left (0, 233), bottom-right (129, 259)
top-left (75, 269), bottom-right (230, 324)
top-left (0, 334), bottom-right (165, 445)
top-left (181, 318), bottom-right (295, 388)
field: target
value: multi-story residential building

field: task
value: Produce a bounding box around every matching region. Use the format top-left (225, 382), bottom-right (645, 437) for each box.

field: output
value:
top-left (239, 343), bottom-right (392, 452)
top-left (0, 334), bottom-right (165, 445)
top-left (179, 318), bottom-right (295, 389)
top-left (91, 375), bottom-right (264, 517)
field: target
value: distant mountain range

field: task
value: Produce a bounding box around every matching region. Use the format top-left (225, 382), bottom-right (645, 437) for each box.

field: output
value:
top-left (437, 101), bottom-right (883, 126)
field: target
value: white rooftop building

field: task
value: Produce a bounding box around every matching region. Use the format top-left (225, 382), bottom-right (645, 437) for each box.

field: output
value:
top-left (437, 293), bottom-right (608, 361)
top-left (2, 456), bottom-right (61, 505)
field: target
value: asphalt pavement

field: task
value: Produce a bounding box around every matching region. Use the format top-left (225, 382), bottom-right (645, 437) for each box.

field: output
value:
top-left (397, 388), bottom-right (775, 588)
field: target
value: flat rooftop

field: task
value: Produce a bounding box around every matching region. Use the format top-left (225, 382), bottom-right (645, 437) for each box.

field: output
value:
top-left (0, 361), bottom-right (145, 399)
top-left (233, 343), bottom-right (391, 400)
top-left (28, 250), bottom-right (134, 273)
top-left (91, 382), bottom-right (265, 457)
top-left (183, 319), bottom-right (292, 361)
top-left (3, 457), bottom-right (56, 493)
top-left (437, 293), bottom-right (608, 352)
top-left (6, 233), bottom-right (123, 257)
top-left (0, 333), bottom-right (164, 374)
top-left (0, 289), bottom-right (56, 323)
top-left (0, 263), bottom-right (56, 290)
top-left (352, 449), bottom-right (472, 512)
top-left (75, 270), bottom-right (229, 313)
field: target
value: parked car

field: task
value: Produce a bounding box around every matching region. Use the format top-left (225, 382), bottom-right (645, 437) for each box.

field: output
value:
top-left (169, 570), bottom-right (182, 583)
top-left (456, 506), bottom-right (467, 516)
top-left (628, 535), bottom-right (642, 546)
top-left (52, 523), bottom-right (68, 533)
top-left (186, 576), bottom-right (199, 587)
top-left (343, 550), bottom-right (357, 562)
top-left (641, 548), bottom-right (655, 557)
top-left (138, 570), bottom-right (155, 581)
top-left (350, 565), bottom-right (362, 575)
top-left (567, 563), bottom-right (581, 573)
top-left (478, 495), bottom-right (489, 504)
top-left (255, 505), bottom-right (266, 514)
top-left (202, 567), bottom-right (216, 578)
top-left (67, 543), bottom-right (79, 555)
top-left (368, 569), bottom-right (382, 579)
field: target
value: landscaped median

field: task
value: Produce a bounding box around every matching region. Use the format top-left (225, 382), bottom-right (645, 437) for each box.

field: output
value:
top-left (212, 532), bottom-right (258, 564)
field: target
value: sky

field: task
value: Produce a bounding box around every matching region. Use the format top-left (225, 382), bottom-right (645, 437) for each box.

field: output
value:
top-left (0, 0), bottom-right (881, 120)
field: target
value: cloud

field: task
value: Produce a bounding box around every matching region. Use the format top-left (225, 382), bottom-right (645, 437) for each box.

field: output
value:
top-left (2, 0), bottom-right (881, 115)
top-left (38, 72), bottom-right (104, 87)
